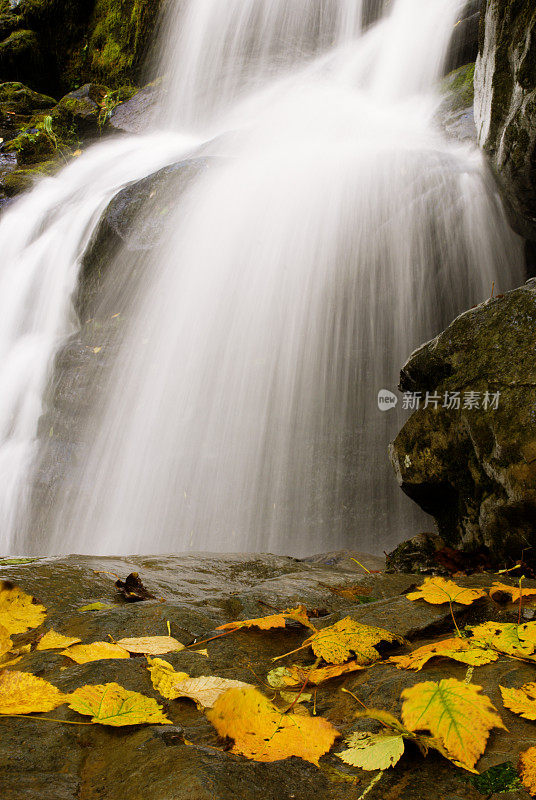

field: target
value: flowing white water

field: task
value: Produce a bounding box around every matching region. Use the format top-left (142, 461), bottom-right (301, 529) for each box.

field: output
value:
top-left (0, 0), bottom-right (525, 555)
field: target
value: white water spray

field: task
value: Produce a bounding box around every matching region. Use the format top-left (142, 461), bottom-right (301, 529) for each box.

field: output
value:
top-left (0, 0), bottom-right (524, 556)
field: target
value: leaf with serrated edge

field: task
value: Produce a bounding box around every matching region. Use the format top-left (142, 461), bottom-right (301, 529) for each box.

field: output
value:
top-left (61, 642), bottom-right (130, 663)
top-left (0, 670), bottom-right (70, 714)
top-left (116, 636), bottom-right (184, 655)
top-left (172, 675), bottom-right (253, 708)
top-left (337, 731), bottom-right (405, 770)
top-left (216, 605), bottom-right (312, 632)
top-left (401, 678), bottom-right (506, 771)
top-left (68, 682), bottom-right (170, 726)
top-left (500, 683), bottom-right (536, 720)
top-left (0, 624), bottom-right (12, 658)
top-left (407, 577), bottom-right (487, 606)
top-left (147, 657), bottom-right (189, 699)
top-left (36, 630), bottom-right (82, 651)
top-left (468, 622), bottom-right (534, 657)
top-left (489, 582), bottom-right (536, 603)
top-left (519, 746), bottom-right (536, 797)
top-left (0, 581), bottom-right (46, 634)
top-left (391, 638), bottom-right (498, 671)
top-left (206, 686), bottom-right (339, 765)
top-left (303, 617), bottom-right (404, 665)
top-left (267, 660), bottom-right (364, 689)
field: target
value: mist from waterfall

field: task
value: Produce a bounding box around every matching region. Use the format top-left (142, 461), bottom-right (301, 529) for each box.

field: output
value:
top-left (0, 0), bottom-right (524, 556)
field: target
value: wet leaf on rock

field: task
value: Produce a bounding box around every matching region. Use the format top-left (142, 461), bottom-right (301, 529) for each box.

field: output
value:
top-left (61, 641), bottom-right (130, 663)
top-left (36, 630), bottom-right (82, 651)
top-left (206, 686), bottom-right (339, 765)
top-left (147, 657), bottom-right (189, 699)
top-left (500, 683), bottom-right (536, 720)
top-left (391, 637), bottom-right (498, 671)
top-left (267, 660), bottom-right (364, 689)
top-left (0, 670), bottom-right (70, 714)
top-left (171, 675), bottom-right (253, 708)
top-left (68, 682), bottom-right (171, 726)
top-left (116, 636), bottom-right (184, 655)
top-left (337, 731), bottom-right (405, 770)
top-left (406, 577), bottom-right (487, 606)
top-left (216, 604), bottom-right (314, 632)
top-left (519, 747), bottom-right (536, 796)
top-left (301, 617), bottom-right (404, 665)
top-left (0, 581), bottom-right (46, 634)
top-left (401, 678), bottom-right (506, 771)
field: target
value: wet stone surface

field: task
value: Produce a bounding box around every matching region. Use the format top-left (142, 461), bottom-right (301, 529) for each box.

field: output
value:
top-left (0, 553), bottom-right (534, 799)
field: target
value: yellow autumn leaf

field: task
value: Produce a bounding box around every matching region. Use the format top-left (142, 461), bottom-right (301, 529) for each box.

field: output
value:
top-left (0, 624), bottom-right (12, 658)
top-left (172, 675), bottom-right (253, 708)
top-left (500, 683), bottom-right (536, 720)
top-left (301, 617), bottom-right (404, 665)
top-left (0, 580), bottom-right (46, 634)
top-left (391, 637), bottom-right (498, 671)
top-left (401, 678), bottom-right (506, 771)
top-left (337, 731), bottom-right (405, 770)
top-left (519, 746), bottom-right (536, 796)
top-left (147, 657), bottom-right (189, 699)
top-left (61, 641), bottom-right (130, 664)
top-left (216, 605), bottom-right (313, 632)
top-left (0, 654), bottom-right (22, 668)
top-left (406, 577), bottom-right (487, 606)
top-left (116, 636), bottom-right (184, 655)
top-left (0, 670), bottom-right (70, 714)
top-left (489, 582), bottom-right (536, 603)
top-left (206, 687), bottom-right (339, 765)
top-left (36, 630), bottom-right (82, 651)
top-left (68, 682), bottom-right (171, 726)
top-left (267, 660), bottom-right (364, 689)
top-left (468, 621), bottom-right (534, 657)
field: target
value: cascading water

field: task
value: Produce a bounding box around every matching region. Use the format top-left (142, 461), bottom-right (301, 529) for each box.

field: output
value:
top-left (0, 0), bottom-right (524, 556)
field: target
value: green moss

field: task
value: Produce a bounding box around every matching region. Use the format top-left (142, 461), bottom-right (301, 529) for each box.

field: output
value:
top-left (0, 81), bottom-right (55, 113)
top-left (440, 62), bottom-right (476, 111)
top-left (1, 158), bottom-right (58, 195)
top-left (468, 762), bottom-right (521, 794)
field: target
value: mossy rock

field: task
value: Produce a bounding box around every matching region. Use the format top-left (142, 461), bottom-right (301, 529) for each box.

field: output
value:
top-left (0, 81), bottom-right (55, 114)
top-left (0, 158), bottom-right (58, 195)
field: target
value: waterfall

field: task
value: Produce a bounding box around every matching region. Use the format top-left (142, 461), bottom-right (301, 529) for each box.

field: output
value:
top-left (0, 0), bottom-right (524, 556)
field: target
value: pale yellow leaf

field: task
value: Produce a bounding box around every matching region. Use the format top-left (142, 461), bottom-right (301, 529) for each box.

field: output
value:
top-left (0, 670), bottom-right (70, 714)
top-left (337, 731), bottom-right (405, 770)
top-left (36, 630), bottom-right (82, 651)
top-left (116, 636), bottom-right (184, 655)
top-left (0, 581), bottom-right (46, 634)
top-left (61, 642), bottom-right (130, 664)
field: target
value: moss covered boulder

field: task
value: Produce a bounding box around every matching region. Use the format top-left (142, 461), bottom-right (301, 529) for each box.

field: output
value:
top-left (475, 0), bottom-right (536, 239)
top-left (390, 280), bottom-right (536, 563)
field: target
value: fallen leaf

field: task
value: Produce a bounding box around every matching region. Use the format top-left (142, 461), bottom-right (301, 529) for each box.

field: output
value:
top-left (391, 637), bottom-right (498, 671)
top-left (519, 746), bottom-right (536, 796)
top-left (206, 687), bottom-right (339, 765)
top-left (0, 655), bottom-right (22, 668)
top-left (78, 602), bottom-right (114, 612)
top-left (500, 683), bottom-right (536, 720)
top-left (115, 573), bottom-right (155, 602)
top-left (337, 731), bottom-right (405, 770)
top-left (36, 630), bottom-right (82, 651)
top-left (61, 642), bottom-right (130, 664)
top-left (302, 617), bottom-right (404, 665)
top-left (147, 657), bottom-right (189, 699)
top-left (0, 624), bottom-right (12, 658)
top-left (0, 581), bottom-right (46, 634)
top-left (406, 577), bottom-right (487, 606)
top-left (489, 582), bottom-right (536, 604)
top-left (401, 678), bottom-right (506, 771)
top-left (116, 636), bottom-right (184, 655)
top-left (0, 670), bottom-right (69, 714)
top-left (172, 675), bottom-right (253, 708)
top-left (68, 682), bottom-right (170, 726)
top-left (216, 605), bottom-right (313, 632)
top-left (468, 622), bottom-right (534, 657)
top-left (267, 660), bottom-right (364, 689)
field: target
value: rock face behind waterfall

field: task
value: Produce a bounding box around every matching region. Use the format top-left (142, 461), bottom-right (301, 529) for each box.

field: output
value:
top-left (475, 0), bottom-right (536, 240)
top-left (390, 280), bottom-right (536, 563)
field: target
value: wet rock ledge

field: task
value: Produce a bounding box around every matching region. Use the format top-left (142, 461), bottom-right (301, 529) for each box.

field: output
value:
top-left (0, 552), bottom-right (533, 800)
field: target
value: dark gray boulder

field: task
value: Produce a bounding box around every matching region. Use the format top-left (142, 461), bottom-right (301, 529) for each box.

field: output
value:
top-left (390, 279), bottom-right (536, 563)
